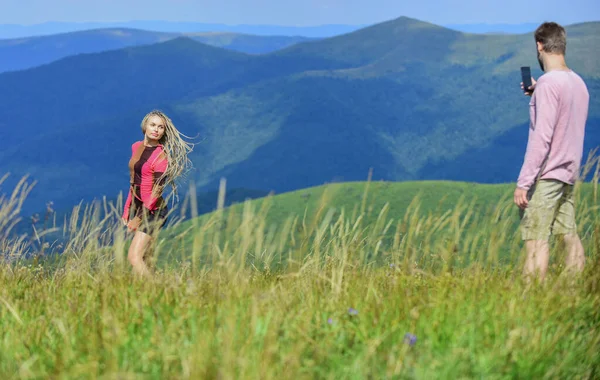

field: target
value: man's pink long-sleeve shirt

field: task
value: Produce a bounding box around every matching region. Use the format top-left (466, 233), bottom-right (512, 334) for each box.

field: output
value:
top-left (517, 70), bottom-right (589, 191)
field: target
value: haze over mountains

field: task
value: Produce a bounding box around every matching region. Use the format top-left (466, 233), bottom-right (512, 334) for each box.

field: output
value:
top-left (0, 20), bottom-right (539, 39)
top-left (0, 21), bottom-right (542, 74)
top-left (0, 29), bottom-right (313, 73)
top-left (1, 16), bottom-right (598, 214)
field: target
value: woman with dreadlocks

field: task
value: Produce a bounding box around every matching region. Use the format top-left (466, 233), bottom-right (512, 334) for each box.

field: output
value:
top-left (122, 110), bottom-right (193, 275)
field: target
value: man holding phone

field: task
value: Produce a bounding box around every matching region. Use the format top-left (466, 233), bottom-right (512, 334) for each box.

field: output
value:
top-left (514, 22), bottom-right (589, 282)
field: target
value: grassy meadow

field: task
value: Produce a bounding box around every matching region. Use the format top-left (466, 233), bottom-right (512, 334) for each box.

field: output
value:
top-left (1, 175), bottom-right (600, 379)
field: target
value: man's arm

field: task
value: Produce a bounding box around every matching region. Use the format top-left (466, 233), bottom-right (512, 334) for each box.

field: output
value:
top-left (516, 80), bottom-right (560, 191)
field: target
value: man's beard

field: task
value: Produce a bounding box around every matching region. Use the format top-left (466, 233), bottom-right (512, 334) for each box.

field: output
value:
top-left (537, 51), bottom-right (545, 72)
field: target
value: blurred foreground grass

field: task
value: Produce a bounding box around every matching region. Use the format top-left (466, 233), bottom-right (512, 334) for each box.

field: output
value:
top-left (0, 175), bottom-right (599, 379)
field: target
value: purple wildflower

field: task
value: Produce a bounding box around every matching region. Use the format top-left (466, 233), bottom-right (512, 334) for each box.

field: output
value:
top-left (404, 333), bottom-right (417, 346)
top-left (327, 318), bottom-right (334, 325)
top-left (348, 308), bottom-right (359, 316)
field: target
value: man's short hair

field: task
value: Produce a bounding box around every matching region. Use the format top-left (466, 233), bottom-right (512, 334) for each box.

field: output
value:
top-left (535, 22), bottom-right (567, 55)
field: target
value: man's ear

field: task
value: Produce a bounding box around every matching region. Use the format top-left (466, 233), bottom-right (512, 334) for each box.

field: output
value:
top-left (536, 41), bottom-right (544, 53)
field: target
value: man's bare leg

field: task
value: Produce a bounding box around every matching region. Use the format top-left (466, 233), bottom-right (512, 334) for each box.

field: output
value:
top-left (524, 239), bottom-right (550, 283)
top-left (563, 233), bottom-right (585, 274)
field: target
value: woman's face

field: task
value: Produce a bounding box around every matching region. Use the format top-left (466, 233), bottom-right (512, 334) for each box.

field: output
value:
top-left (144, 115), bottom-right (166, 143)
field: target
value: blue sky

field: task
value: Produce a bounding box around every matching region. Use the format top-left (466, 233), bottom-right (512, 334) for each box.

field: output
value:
top-left (2, 0), bottom-right (599, 25)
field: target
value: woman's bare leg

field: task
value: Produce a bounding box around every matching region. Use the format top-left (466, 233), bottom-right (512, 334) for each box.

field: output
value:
top-left (128, 230), bottom-right (153, 276)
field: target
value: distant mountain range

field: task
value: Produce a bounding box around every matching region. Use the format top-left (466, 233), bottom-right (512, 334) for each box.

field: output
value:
top-left (0, 21), bottom-right (361, 39)
top-left (0, 21), bottom-right (556, 74)
top-left (0, 20), bottom-right (545, 40)
top-left (1, 17), bottom-right (598, 215)
top-left (445, 23), bottom-right (539, 34)
top-left (0, 28), bottom-right (314, 73)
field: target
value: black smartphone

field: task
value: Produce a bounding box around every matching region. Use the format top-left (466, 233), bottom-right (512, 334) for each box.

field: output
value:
top-left (521, 66), bottom-right (533, 93)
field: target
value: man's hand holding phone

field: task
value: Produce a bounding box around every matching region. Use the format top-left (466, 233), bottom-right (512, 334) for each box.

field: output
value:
top-left (520, 66), bottom-right (536, 96)
top-left (521, 77), bottom-right (537, 96)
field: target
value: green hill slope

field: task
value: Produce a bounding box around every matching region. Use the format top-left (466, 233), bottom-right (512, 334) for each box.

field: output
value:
top-left (179, 180), bottom-right (516, 229)
top-left (159, 179), bottom-right (600, 269)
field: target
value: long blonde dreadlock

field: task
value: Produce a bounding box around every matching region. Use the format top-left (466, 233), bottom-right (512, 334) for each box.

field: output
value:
top-left (141, 110), bottom-right (194, 198)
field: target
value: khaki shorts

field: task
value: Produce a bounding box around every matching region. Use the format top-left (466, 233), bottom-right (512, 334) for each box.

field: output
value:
top-left (520, 179), bottom-right (577, 241)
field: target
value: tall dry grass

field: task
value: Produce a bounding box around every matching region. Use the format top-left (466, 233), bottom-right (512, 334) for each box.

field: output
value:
top-left (0, 171), bottom-right (599, 379)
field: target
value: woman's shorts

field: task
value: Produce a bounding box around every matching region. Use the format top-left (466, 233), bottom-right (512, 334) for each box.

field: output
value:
top-left (132, 200), bottom-right (168, 235)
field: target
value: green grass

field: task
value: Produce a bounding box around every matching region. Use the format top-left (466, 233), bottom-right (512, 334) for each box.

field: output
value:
top-left (162, 180), bottom-right (600, 270)
top-left (1, 177), bottom-right (600, 378)
top-left (186, 180), bottom-right (515, 228)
